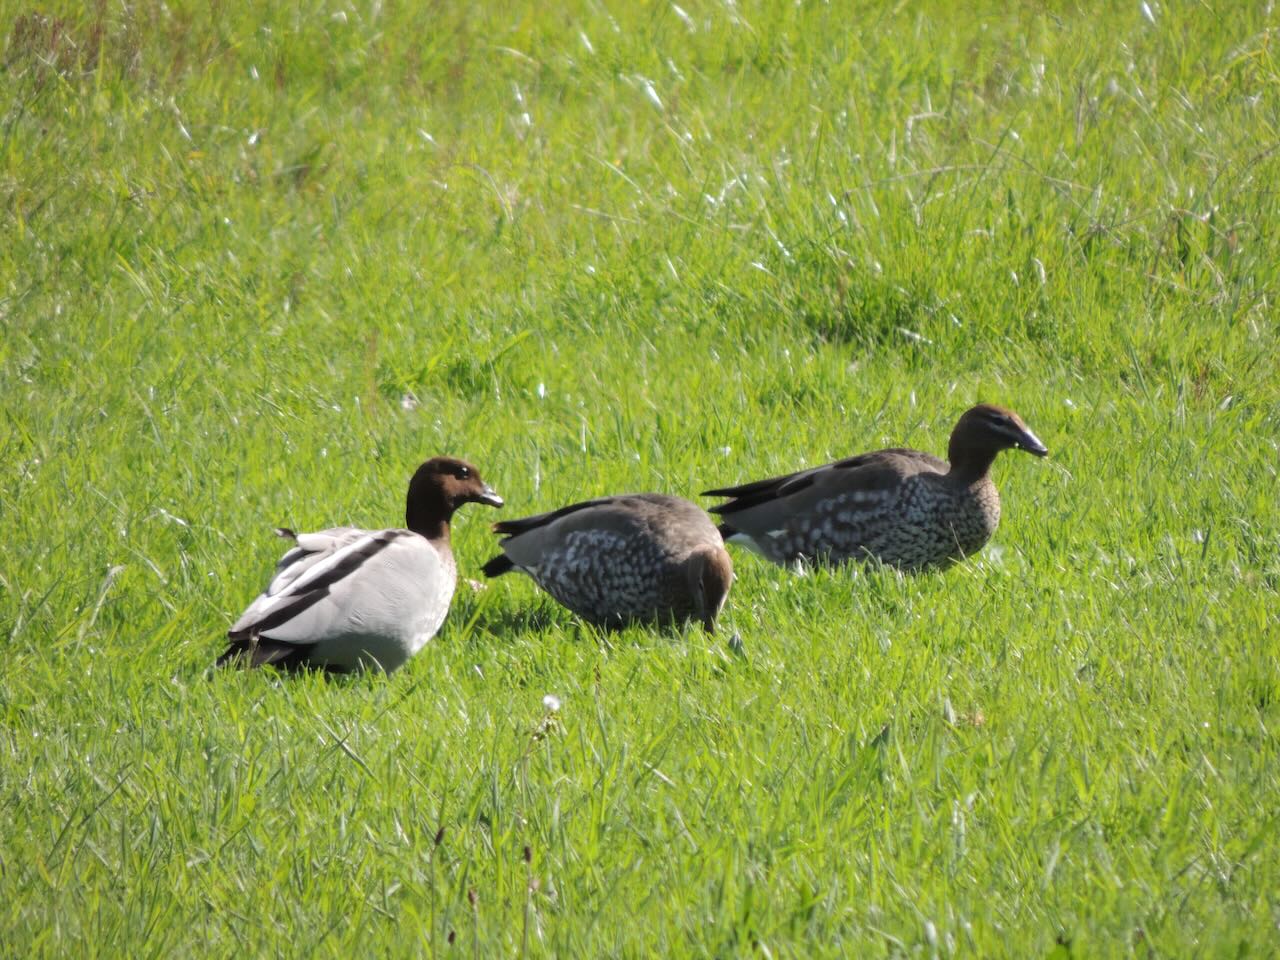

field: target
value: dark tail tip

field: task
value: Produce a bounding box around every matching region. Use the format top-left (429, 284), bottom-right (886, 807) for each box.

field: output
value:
top-left (215, 642), bottom-right (246, 669)
top-left (717, 522), bottom-right (736, 541)
top-left (481, 553), bottom-right (514, 578)
top-left (215, 636), bottom-right (313, 670)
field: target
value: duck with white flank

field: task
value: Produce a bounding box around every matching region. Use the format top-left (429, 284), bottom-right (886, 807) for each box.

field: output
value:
top-left (218, 457), bottom-right (503, 672)
top-left (482, 494), bottom-right (734, 633)
top-left (704, 404), bottom-right (1047, 571)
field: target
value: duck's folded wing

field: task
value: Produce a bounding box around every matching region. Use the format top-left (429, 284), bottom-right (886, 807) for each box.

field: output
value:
top-left (258, 527), bottom-right (366, 598)
top-left (228, 528), bottom-right (408, 642)
top-left (709, 457), bottom-right (919, 532)
top-left (492, 497), bottom-right (618, 538)
top-left (705, 450), bottom-right (938, 516)
top-left (703, 462), bottom-right (841, 515)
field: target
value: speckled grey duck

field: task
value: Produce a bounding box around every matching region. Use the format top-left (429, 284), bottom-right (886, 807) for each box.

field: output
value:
top-left (704, 404), bottom-right (1047, 571)
top-left (481, 494), bottom-right (734, 632)
top-left (218, 457), bottom-right (503, 673)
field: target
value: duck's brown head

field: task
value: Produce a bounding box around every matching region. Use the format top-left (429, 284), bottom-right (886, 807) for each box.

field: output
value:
top-left (406, 457), bottom-right (503, 539)
top-left (686, 544), bottom-right (734, 634)
top-left (947, 405), bottom-right (1048, 480)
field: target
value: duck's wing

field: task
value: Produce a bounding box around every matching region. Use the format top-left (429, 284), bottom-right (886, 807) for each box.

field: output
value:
top-left (704, 452), bottom-right (919, 515)
top-left (256, 527), bottom-right (368, 599)
top-left (485, 494), bottom-right (712, 624)
top-left (225, 527), bottom-right (426, 648)
top-left (490, 496), bottom-right (621, 539)
top-left (487, 494), bottom-right (705, 571)
top-left (483, 496), bottom-right (623, 577)
top-left (705, 450), bottom-right (946, 537)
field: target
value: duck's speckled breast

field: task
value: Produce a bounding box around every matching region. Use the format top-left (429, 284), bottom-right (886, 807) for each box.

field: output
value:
top-left (903, 474), bottom-right (1001, 567)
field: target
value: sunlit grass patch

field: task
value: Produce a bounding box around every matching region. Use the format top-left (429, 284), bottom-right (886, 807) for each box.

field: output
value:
top-left (3, 0), bottom-right (1279, 955)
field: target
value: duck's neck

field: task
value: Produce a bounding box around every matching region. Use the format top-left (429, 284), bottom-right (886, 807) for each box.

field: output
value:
top-left (417, 521), bottom-right (452, 547)
top-left (407, 498), bottom-right (453, 546)
top-left (946, 446), bottom-right (998, 487)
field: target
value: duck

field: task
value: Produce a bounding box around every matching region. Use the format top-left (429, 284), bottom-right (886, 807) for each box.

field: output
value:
top-left (703, 404), bottom-right (1047, 571)
top-left (481, 493), bottom-right (734, 633)
top-left (218, 457), bottom-right (503, 672)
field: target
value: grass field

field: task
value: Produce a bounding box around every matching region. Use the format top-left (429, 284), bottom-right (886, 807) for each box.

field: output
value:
top-left (3, 0), bottom-right (1279, 954)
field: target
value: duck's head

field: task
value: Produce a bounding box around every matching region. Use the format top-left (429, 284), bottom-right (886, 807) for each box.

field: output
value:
top-left (686, 544), bottom-right (734, 634)
top-left (407, 457), bottom-right (503, 536)
top-left (948, 405), bottom-right (1048, 477)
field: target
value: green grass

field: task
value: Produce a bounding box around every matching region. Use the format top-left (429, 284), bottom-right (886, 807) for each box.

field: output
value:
top-left (3, 0), bottom-right (1279, 954)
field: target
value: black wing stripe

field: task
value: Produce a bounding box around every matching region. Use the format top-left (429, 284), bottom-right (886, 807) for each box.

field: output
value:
top-left (291, 532), bottom-right (399, 595)
top-left (228, 589), bottom-right (330, 640)
top-left (707, 473), bottom-right (818, 516)
top-left (701, 472), bottom-right (796, 500)
top-left (228, 533), bottom-right (399, 641)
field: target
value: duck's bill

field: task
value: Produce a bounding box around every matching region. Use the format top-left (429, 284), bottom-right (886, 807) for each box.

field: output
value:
top-left (1018, 429), bottom-right (1049, 457)
top-left (477, 486), bottom-right (505, 507)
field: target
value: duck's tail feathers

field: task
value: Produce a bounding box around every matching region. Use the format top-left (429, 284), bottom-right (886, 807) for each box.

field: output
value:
top-left (481, 554), bottom-right (515, 578)
top-left (216, 635), bottom-right (315, 670)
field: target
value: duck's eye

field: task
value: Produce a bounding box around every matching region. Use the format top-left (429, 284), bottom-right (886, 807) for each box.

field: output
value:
top-left (457, 465), bottom-right (471, 479)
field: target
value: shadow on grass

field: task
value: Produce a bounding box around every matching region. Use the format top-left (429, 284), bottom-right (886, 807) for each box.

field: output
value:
top-left (468, 602), bottom-right (569, 640)
top-left (468, 600), bottom-right (712, 648)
